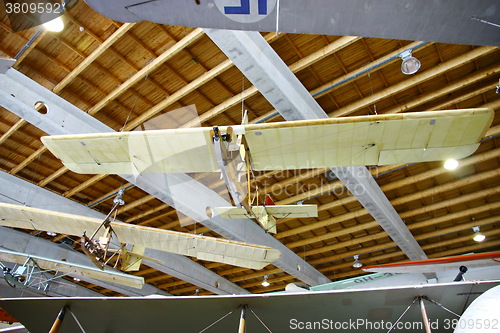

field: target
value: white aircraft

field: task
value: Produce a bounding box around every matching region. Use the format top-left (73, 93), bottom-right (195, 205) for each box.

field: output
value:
top-left (41, 108), bottom-right (493, 233)
top-left (0, 200), bottom-right (281, 272)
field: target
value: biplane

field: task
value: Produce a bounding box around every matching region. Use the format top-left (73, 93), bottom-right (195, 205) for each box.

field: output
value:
top-left (0, 248), bottom-right (144, 290)
top-left (41, 108), bottom-right (493, 233)
top-left (1, 250), bottom-right (498, 332)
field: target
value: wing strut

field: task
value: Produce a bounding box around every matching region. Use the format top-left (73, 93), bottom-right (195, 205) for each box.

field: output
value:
top-left (211, 126), bottom-right (244, 209)
top-left (80, 189), bottom-right (125, 270)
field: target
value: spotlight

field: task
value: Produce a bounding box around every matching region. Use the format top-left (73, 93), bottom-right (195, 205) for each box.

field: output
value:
top-left (444, 159), bottom-right (459, 170)
top-left (352, 255), bottom-right (363, 268)
top-left (400, 50), bottom-right (421, 75)
top-left (262, 275), bottom-right (270, 287)
top-left (472, 226), bottom-right (486, 242)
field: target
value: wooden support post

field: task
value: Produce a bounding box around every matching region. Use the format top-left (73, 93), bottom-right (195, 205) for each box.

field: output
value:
top-left (419, 297), bottom-right (432, 333)
top-left (238, 305), bottom-right (247, 333)
top-left (49, 306), bottom-right (67, 333)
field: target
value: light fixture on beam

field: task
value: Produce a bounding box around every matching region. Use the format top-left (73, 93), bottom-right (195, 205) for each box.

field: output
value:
top-left (472, 226), bottom-right (486, 242)
top-left (352, 255), bottom-right (363, 268)
top-left (262, 275), bottom-right (270, 287)
top-left (400, 50), bottom-right (421, 75)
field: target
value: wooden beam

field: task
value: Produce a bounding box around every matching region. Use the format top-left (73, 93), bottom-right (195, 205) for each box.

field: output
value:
top-left (0, 119), bottom-right (25, 145)
top-left (9, 145), bottom-right (47, 175)
top-left (63, 174), bottom-right (108, 198)
top-left (52, 23), bottom-right (135, 94)
top-left (125, 57), bottom-right (233, 130)
top-left (38, 166), bottom-right (68, 186)
top-left (89, 28), bottom-right (205, 117)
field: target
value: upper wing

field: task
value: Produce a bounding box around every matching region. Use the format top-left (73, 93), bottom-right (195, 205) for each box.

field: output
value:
top-left (41, 126), bottom-right (221, 174)
top-left (0, 203), bottom-right (281, 270)
top-left (41, 108), bottom-right (493, 174)
top-left (0, 248), bottom-right (144, 289)
top-left (244, 108), bottom-right (493, 170)
top-left (363, 252), bottom-right (500, 273)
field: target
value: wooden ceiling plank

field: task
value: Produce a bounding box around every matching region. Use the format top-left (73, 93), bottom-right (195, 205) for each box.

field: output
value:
top-left (290, 198), bottom-right (500, 253)
top-left (415, 215), bottom-right (500, 240)
top-left (391, 168), bottom-right (500, 206)
top-left (52, 22), bottom-right (135, 94)
top-left (37, 166), bottom-right (68, 186)
top-left (383, 148), bottom-right (500, 192)
top-left (127, 58), bottom-right (234, 130)
top-left (63, 174), bottom-right (108, 198)
top-left (311, 41), bottom-right (431, 100)
top-left (118, 194), bottom-right (156, 214)
top-left (0, 119), bottom-right (25, 145)
top-left (422, 228), bottom-right (500, 252)
top-left (329, 46), bottom-right (497, 118)
top-left (400, 185), bottom-right (500, 220)
top-left (386, 65), bottom-right (500, 114)
top-left (9, 145), bottom-right (47, 175)
top-left (290, 36), bottom-right (361, 73)
top-left (132, 34), bottom-right (359, 130)
top-left (89, 28), bottom-right (205, 116)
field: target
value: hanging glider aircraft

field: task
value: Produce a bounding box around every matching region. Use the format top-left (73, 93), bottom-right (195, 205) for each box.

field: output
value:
top-left (0, 248), bottom-right (145, 290)
top-left (82, 0), bottom-right (500, 47)
top-left (0, 202), bottom-right (282, 271)
top-left (41, 108), bottom-right (494, 232)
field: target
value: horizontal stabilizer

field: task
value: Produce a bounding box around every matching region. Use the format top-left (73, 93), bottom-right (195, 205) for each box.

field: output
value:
top-left (212, 205), bottom-right (318, 219)
top-left (121, 245), bottom-right (163, 272)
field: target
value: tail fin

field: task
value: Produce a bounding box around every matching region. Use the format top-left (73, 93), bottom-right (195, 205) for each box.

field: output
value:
top-left (265, 194), bottom-right (275, 206)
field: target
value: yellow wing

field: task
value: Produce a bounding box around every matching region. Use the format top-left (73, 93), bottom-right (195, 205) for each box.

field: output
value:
top-left (0, 203), bottom-right (281, 270)
top-left (41, 108), bottom-right (493, 174)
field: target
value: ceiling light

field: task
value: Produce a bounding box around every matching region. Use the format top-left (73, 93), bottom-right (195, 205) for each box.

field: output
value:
top-left (262, 275), bottom-right (270, 287)
top-left (472, 226), bottom-right (486, 242)
top-left (352, 255), bottom-right (363, 268)
top-left (400, 50), bottom-right (421, 75)
top-left (444, 159), bottom-right (459, 170)
top-left (43, 17), bottom-right (64, 32)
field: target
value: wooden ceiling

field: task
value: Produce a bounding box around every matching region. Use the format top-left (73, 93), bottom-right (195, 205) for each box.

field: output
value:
top-left (0, 0), bottom-right (499, 296)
